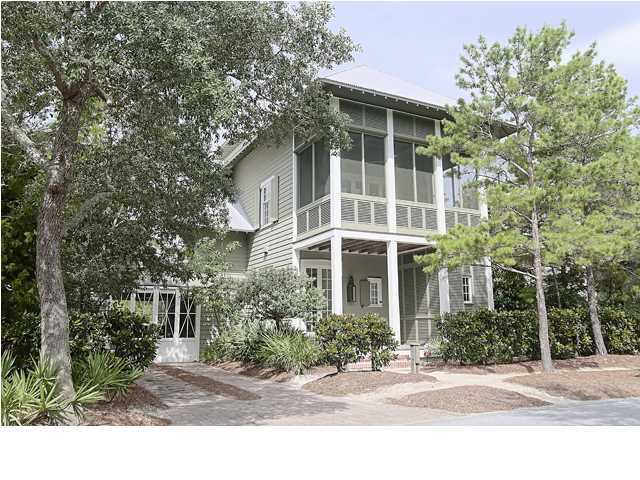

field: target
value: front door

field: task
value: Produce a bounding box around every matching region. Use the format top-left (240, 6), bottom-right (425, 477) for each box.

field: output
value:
top-left (130, 287), bottom-right (200, 363)
top-left (301, 260), bottom-right (332, 330)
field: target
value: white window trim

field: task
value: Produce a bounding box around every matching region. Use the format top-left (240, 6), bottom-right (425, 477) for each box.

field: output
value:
top-left (259, 176), bottom-right (273, 228)
top-left (368, 276), bottom-right (384, 307)
top-left (462, 273), bottom-right (473, 304)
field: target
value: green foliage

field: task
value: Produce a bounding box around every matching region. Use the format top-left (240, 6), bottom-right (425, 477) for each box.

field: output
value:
top-left (257, 329), bottom-right (322, 375)
top-left (437, 307), bottom-right (639, 365)
top-left (236, 267), bottom-right (326, 328)
top-left (2, 307), bottom-right (161, 370)
top-left (72, 352), bottom-right (143, 402)
top-left (1, 352), bottom-right (103, 426)
top-left (314, 314), bottom-right (369, 372)
top-left (2, 1), bottom-right (357, 311)
top-left (202, 323), bottom-right (321, 375)
top-left (362, 314), bottom-right (399, 371)
top-left (1, 145), bottom-right (41, 322)
top-left (314, 314), bottom-right (398, 372)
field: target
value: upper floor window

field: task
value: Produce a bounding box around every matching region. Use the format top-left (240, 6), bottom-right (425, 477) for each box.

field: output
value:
top-left (341, 131), bottom-right (385, 197)
top-left (394, 140), bottom-right (434, 204)
top-left (462, 274), bottom-right (473, 304)
top-left (443, 155), bottom-right (479, 210)
top-left (297, 140), bottom-right (329, 209)
top-left (259, 178), bottom-right (271, 227)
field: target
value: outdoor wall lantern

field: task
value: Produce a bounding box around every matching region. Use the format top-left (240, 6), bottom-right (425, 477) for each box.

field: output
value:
top-left (347, 276), bottom-right (356, 303)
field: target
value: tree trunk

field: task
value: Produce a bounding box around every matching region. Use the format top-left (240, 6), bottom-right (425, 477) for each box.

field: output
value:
top-left (37, 97), bottom-right (86, 402)
top-left (585, 265), bottom-right (608, 356)
top-left (531, 210), bottom-right (554, 372)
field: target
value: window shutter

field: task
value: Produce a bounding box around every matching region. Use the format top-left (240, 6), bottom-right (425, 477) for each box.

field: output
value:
top-left (359, 279), bottom-right (370, 308)
top-left (269, 176), bottom-right (279, 223)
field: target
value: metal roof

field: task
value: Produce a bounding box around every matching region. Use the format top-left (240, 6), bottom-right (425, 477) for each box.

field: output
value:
top-left (321, 65), bottom-right (456, 110)
top-left (227, 201), bottom-right (255, 232)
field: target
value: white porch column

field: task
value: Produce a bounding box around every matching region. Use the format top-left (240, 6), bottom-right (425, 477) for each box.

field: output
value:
top-left (329, 97), bottom-right (341, 229)
top-left (386, 240), bottom-right (401, 342)
top-left (434, 120), bottom-right (450, 314)
top-left (385, 109), bottom-right (397, 232)
top-left (330, 232), bottom-right (343, 314)
top-left (292, 248), bottom-right (301, 273)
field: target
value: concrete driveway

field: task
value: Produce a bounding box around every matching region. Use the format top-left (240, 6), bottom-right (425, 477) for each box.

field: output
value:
top-left (429, 397), bottom-right (640, 426)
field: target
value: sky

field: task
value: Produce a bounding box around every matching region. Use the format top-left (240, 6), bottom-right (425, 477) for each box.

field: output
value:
top-left (328, 1), bottom-right (640, 99)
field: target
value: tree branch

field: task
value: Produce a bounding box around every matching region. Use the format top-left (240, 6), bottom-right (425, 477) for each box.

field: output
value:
top-left (1, 80), bottom-right (48, 170)
top-left (31, 37), bottom-right (69, 95)
top-left (63, 190), bottom-right (114, 236)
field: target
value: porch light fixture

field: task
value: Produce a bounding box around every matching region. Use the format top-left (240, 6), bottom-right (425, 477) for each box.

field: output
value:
top-left (347, 276), bottom-right (356, 303)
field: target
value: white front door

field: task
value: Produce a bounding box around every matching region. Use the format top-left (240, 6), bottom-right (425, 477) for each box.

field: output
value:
top-left (131, 287), bottom-right (200, 363)
top-left (301, 260), bottom-right (332, 330)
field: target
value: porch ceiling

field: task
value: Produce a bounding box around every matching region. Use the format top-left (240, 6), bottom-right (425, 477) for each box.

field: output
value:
top-left (306, 238), bottom-right (433, 256)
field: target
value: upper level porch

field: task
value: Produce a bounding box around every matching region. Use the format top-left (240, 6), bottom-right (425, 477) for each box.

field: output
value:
top-left (293, 98), bottom-right (485, 242)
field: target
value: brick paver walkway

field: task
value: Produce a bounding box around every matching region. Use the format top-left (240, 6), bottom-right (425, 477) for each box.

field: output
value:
top-left (137, 363), bottom-right (453, 426)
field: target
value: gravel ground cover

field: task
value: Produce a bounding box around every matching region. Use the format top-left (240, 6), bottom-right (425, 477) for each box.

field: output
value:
top-left (507, 369), bottom-right (640, 400)
top-left (423, 355), bottom-right (640, 375)
top-left (83, 384), bottom-right (171, 426)
top-left (388, 385), bottom-right (550, 413)
top-left (303, 371), bottom-right (436, 396)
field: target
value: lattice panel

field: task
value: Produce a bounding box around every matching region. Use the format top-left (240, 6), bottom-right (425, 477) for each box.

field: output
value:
top-left (470, 214), bottom-right (481, 226)
top-left (396, 205), bottom-right (409, 227)
top-left (357, 200), bottom-right (372, 224)
top-left (297, 211), bottom-right (307, 234)
top-left (373, 202), bottom-right (387, 225)
top-left (341, 198), bottom-right (356, 223)
top-left (425, 208), bottom-right (438, 230)
top-left (410, 207), bottom-right (424, 229)
top-left (308, 207), bottom-right (319, 230)
top-left (457, 212), bottom-right (469, 226)
top-left (445, 211), bottom-right (456, 231)
top-left (320, 200), bottom-right (331, 226)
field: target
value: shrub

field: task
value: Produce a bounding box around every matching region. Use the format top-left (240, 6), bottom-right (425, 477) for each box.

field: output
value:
top-left (600, 307), bottom-right (640, 354)
top-left (1, 306), bottom-right (161, 370)
top-left (362, 314), bottom-right (399, 371)
top-left (72, 352), bottom-right (143, 401)
top-left (1, 351), bottom-right (103, 426)
top-left (437, 306), bottom-right (640, 365)
top-left (315, 314), bottom-right (369, 372)
top-left (235, 267), bottom-right (325, 328)
top-left (257, 328), bottom-right (321, 375)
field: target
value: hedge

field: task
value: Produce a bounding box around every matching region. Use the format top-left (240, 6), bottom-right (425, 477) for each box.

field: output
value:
top-left (437, 307), bottom-right (640, 365)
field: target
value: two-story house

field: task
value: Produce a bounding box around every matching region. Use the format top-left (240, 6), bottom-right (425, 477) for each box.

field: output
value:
top-left (128, 65), bottom-right (494, 362)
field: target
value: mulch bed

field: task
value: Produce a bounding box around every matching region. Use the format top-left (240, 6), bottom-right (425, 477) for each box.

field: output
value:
top-left (154, 364), bottom-right (259, 400)
top-left (423, 355), bottom-right (640, 375)
top-left (211, 360), bottom-right (335, 383)
top-left (303, 371), bottom-right (436, 397)
top-left (83, 384), bottom-right (171, 426)
top-left (507, 369), bottom-right (640, 401)
top-left (389, 385), bottom-right (550, 413)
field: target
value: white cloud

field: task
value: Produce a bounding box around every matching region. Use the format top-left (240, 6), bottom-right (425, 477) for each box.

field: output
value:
top-left (590, 21), bottom-right (640, 73)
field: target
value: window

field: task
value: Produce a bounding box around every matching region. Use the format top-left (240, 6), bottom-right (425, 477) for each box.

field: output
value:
top-left (259, 178), bottom-right (271, 227)
top-left (303, 262), bottom-right (332, 330)
top-left (394, 140), bottom-right (434, 204)
top-left (443, 155), bottom-right (479, 210)
top-left (462, 275), bottom-right (473, 304)
top-left (368, 277), bottom-right (383, 307)
top-left (341, 131), bottom-right (385, 197)
top-left (297, 139), bottom-right (330, 208)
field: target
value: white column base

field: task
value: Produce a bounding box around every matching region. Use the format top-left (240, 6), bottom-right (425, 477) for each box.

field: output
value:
top-left (387, 240), bottom-right (401, 342)
top-left (330, 233), bottom-right (343, 314)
